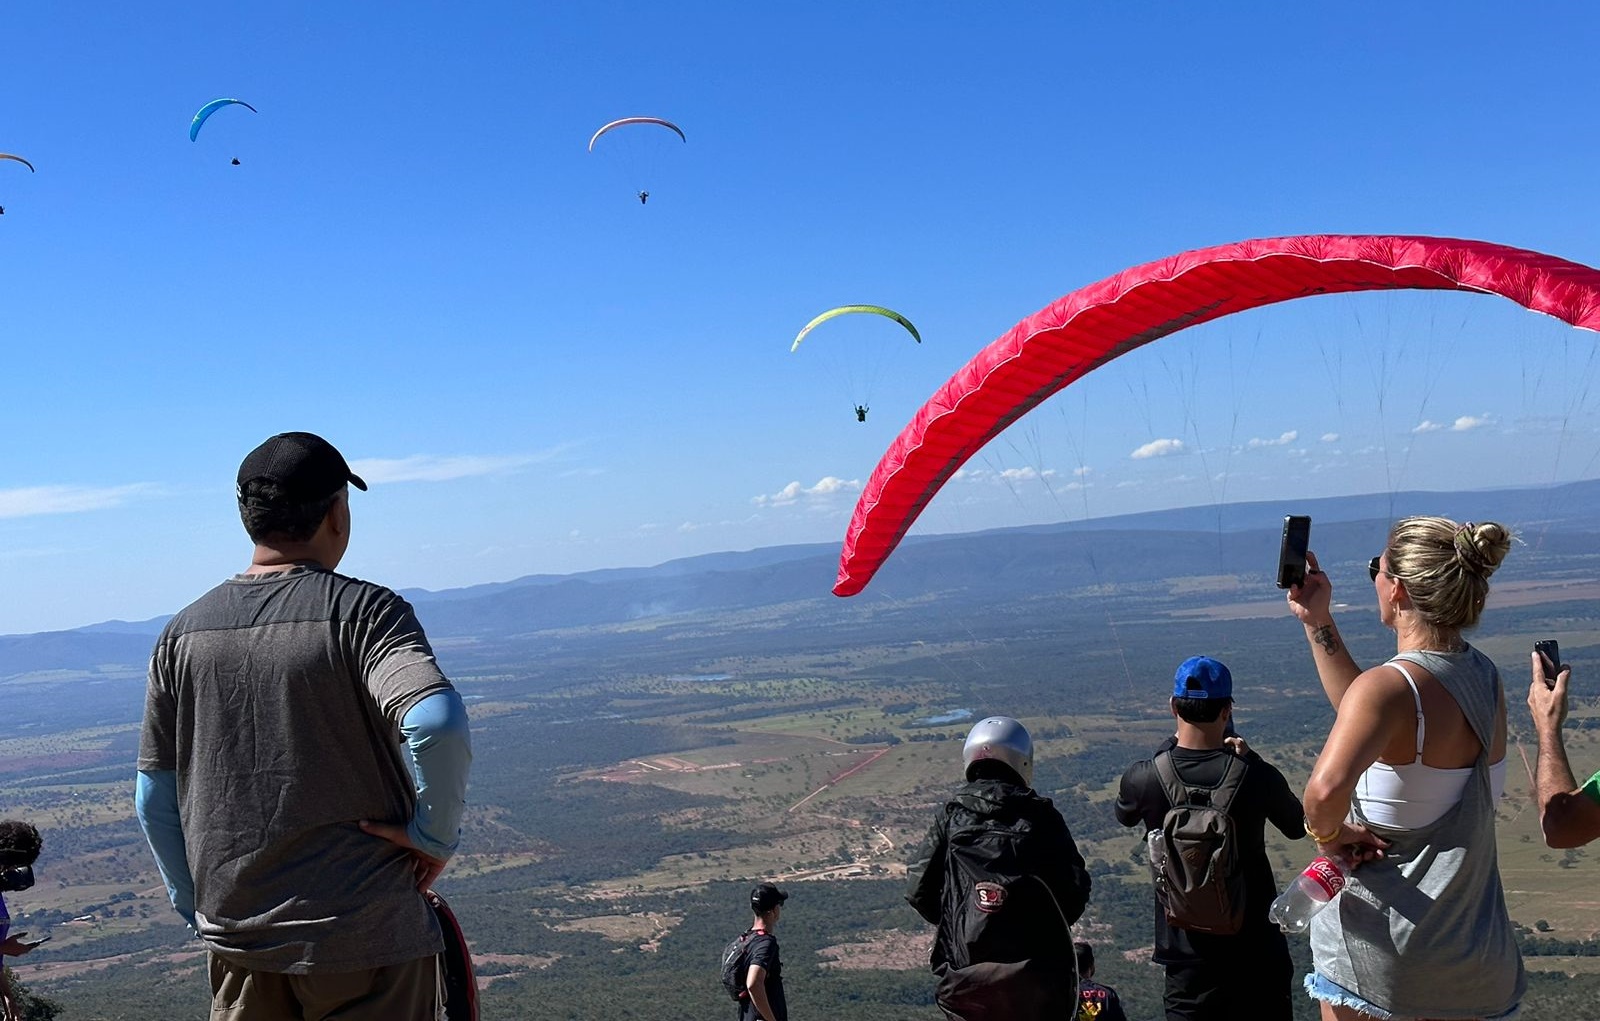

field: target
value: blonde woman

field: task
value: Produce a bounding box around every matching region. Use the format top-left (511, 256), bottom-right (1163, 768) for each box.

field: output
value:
top-left (1286, 517), bottom-right (1523, 1020)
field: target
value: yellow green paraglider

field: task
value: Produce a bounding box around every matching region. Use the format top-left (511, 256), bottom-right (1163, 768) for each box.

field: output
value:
top-left (791, 306), bottom-right (922, 352)
top-left (791, 306), bottom-right (922, 421)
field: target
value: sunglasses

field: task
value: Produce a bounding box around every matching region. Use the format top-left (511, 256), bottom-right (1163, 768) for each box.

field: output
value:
top-left (1369, 556), bottom-right (1382, 582)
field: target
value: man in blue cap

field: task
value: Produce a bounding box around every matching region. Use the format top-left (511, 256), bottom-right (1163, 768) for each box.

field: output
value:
top-left (1114, 657), bottom-right (1304, 1021)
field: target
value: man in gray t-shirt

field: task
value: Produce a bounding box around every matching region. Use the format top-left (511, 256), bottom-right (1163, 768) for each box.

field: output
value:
top-left (136, 432), bottom-right (472, 1020)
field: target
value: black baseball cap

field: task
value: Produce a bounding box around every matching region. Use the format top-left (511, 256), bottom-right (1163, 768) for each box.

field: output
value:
top-left (237, 432), bottom-right (367, 503)
top-left (750, 883), bottom-right (788, 911)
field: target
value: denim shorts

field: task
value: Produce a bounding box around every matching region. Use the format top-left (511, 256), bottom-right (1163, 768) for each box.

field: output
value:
top-left (1305, 973), bottom-right (1520, 1020)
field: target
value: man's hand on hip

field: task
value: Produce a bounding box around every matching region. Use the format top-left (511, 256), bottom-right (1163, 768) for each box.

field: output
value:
top-left (360, 819), bottom-right (448, 892)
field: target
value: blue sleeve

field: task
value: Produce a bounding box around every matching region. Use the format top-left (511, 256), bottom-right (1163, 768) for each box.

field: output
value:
top-left (134, 770), bottom-right (196, 930)
top-left (400, 689), bottom-right (472, 859)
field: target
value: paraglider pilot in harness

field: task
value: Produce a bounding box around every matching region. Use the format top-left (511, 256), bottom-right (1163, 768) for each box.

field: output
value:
top-left (638, 191), bottom-right (649, 205)
top-left (855, 405), bottom-right (869, 423)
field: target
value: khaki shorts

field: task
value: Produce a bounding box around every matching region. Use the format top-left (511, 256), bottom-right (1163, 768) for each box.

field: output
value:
top-left (209, 951), bottom-right (440, 1021)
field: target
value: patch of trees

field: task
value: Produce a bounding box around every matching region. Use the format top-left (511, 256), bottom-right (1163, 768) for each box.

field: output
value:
top-left (843, 731), bottom-right (901, 745)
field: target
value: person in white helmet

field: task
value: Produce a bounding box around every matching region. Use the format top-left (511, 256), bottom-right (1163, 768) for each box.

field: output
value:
top-left (905, 716), bottom-right (1090, 1021)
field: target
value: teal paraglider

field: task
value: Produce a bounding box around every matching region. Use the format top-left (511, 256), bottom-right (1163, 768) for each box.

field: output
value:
top-left (189, 99), bottom-right (258, 142)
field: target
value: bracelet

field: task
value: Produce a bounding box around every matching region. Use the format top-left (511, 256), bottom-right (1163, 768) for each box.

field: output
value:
top-left (1305, 820), bottom-right (1343, 844)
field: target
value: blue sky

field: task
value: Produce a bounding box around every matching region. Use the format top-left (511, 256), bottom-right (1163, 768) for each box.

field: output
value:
top-left (4, 2), bottom-right (1600, 633)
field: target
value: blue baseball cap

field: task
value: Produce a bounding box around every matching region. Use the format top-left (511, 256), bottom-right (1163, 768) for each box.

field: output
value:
top-left (1173, 656), bottom-right (1232, 700)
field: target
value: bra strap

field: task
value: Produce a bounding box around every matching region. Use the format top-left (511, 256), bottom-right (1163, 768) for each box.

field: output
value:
top-left (1387, 659), bottom-right (1426, 763)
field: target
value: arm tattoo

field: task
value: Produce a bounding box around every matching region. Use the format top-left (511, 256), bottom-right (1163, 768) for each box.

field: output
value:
top-left (1312, 625), bottom-right (1339, 657)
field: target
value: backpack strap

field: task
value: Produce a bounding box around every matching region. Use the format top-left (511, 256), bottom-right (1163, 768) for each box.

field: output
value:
top-left (1152, 750), bottom-right (1190, 809)
top-left (1153, 749), bottom-right (1247, 813)
top-left (1026, 873), bottom-right (1074, 943)
top-left (1209, 754), bottom-right (1247, 814)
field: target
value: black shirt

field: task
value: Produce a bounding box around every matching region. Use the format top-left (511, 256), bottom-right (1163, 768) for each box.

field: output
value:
top-left (1077, 978), bottom-right (1128, 1021)
top-left (739, 930), bottom-right (784, 1021)
top-left (1114, 742), bottom-right (1304, 964)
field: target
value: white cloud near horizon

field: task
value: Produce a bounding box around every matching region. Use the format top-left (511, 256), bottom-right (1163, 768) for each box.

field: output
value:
top-left (1413, 420), bottom-right (1444, 433)
top-left (1131, 438), bottom-right (1185, 459)
top-left (752, 476), bottom-right (861, 507)
top-left (350, 452), bottom-right (560, 484)
top-left (1247, 430), bottom-right (1298, 449)
top-left (998, 467), bottom-right (1057, 481)
top-left (1321, 433), bottom-right (1340, 443)
top-left (1452, 415), bottom-right (1491, 431)
top-left (0, 483), bottom-right (160, 519)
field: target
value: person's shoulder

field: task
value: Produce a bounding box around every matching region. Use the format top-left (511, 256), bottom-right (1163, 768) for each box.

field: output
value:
top-left (1016, 787), bottom-right (1069, 824)
top-left (158, 578), bottom-right (256, 640)
top-left (324, 571), bottom-right (418, 620)
top-left (749, 930), bottom-right (779, 954)
top-left (1119, 754), bottom-right (1157, 780)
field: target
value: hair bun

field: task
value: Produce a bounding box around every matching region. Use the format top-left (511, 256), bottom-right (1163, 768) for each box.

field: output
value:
top-left (1453, 521), bottom-right (1511, 577)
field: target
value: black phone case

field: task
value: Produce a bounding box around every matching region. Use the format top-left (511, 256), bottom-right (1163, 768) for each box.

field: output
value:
top-left (1535, 640), bottom-right (1560, 685)
top-left (1276, 516), bottom-right (1311, 589)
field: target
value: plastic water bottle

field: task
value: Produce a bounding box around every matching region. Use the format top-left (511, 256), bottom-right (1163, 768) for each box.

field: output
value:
top-left (1269, 854), bottom-right (1350, 934)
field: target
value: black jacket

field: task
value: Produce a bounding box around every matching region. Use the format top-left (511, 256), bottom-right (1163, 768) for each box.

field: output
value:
top-left (906, 779), bottom-right (1091, 969)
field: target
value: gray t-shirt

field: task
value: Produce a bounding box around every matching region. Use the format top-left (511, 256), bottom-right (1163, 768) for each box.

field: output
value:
top-left (139, 565), bottom-right (452, 973)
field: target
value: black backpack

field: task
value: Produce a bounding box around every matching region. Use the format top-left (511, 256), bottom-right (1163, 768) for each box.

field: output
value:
top-left (942, 812), bottom-right (1073, 971)
top-left (1146, 750), bottom-right (1247, 934)
top-left (719, 927), bottom-right (768, 1002)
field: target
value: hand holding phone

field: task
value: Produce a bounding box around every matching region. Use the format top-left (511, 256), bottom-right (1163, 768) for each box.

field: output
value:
top-left (1276, 515), bottom-right (1312, 589)
top-left (2, 932), bottom-right (48, 956)
top-left (1535, 640), bottom-right (1561, 689)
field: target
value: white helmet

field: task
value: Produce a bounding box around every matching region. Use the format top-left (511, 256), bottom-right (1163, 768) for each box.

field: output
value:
top-left (962, 716), bottom-right (1033, 785)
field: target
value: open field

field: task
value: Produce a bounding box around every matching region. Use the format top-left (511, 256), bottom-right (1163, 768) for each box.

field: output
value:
top-left (8, 548), bottom-right (1600, 1020)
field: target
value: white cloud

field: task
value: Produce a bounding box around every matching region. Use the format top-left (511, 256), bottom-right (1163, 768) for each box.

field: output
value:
top-left (998, 467), bottom-right (1058, 482)
top-left (805, 476), bottom-right (858, 495)
top-left (1451, 415), bottom-right (1491, 432)
top-left (1321, 433), bottom-right (1340, 443)
top-left (1412, 420), bottom-right (1444, 433)
top-left (1072, 466), bottom-right (1092, 477)
top-left (0, 483), bottom-right (159, 519)
top-left (351, 452), bottom-right (560, 484)
top-left (752, 476), bottom-right (861, 507)
top-left (756, 482), bottom-right (804, 507)
top-left (1247, 430), bottom-right (1298, 449)
top-left (678, 516), bottom-right (756, 533)
top-left (1131, 438), bottom-right (1186, 459)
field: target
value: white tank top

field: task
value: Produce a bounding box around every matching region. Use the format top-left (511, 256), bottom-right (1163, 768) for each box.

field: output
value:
top-left (1354, 660), bottom-right (1508, 830)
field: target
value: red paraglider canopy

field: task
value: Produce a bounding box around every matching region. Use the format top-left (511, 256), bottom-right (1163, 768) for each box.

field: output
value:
top-left (833, 234), bottom-right (1600, 596)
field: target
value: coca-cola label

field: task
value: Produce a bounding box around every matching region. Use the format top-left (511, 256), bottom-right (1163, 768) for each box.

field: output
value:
top-left (1303, 857), bottom-right (1346, 898)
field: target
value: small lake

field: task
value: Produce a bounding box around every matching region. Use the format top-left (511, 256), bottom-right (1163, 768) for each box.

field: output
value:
top-left (913, 708), bottom-right (975, 726)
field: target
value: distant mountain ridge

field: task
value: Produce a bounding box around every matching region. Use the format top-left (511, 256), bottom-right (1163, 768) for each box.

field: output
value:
top-left (4, 478), bottom-right (1598, 681)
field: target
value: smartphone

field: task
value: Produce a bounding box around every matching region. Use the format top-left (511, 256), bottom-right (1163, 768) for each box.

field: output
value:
top-left (1535, 639), bottom-right (1561, 688)
top-left (23, 935), bottom-right (49, 948)
top-left (1276, 515), bottom-right (1312, 589)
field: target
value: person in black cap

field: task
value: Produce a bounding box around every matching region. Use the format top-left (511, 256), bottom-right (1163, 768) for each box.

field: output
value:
top-left (739, 883), bottom-right (787, 1021)
top-left (135, 431), bottom-right (472, 1020)
top-left (1114, 656), bottom-right (1303, 1021)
